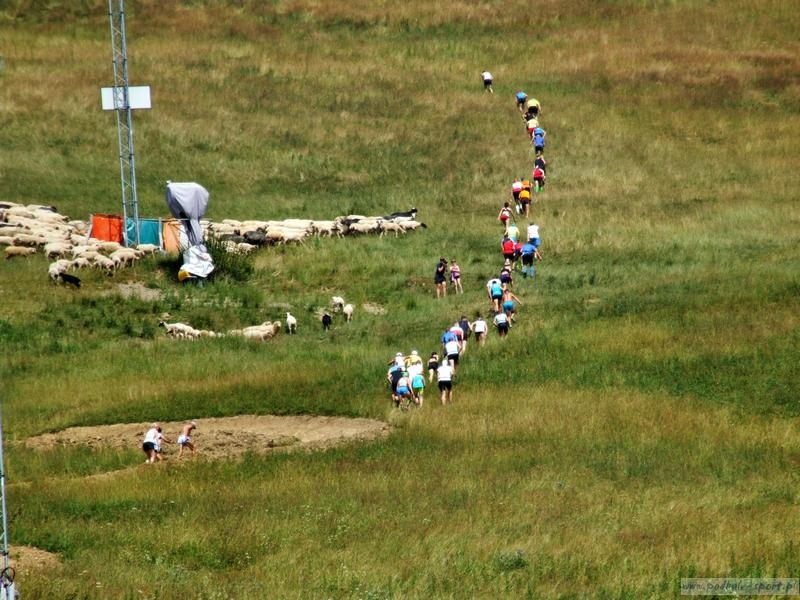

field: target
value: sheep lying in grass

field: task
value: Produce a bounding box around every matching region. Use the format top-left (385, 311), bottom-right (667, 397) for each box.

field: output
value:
top-left (159, 321), bottom-right (201, 339)
top-left (240, 321), bottom-right (282, 341)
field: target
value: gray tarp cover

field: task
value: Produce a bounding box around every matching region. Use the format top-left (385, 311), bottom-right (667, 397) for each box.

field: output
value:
top-left (165, 181), bottom-right (208, 246)
top-left (165, 181), bottom-right (214, 278)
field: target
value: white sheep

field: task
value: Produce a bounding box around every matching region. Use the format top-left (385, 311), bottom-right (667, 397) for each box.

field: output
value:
top-left (135, 243), bottom-right (159, 254)
top-left (343, 303), bottom-right (354, 322)
top-left (44, 241), bottom-right (73, 259)
top-left (285, 312), bottom-right (297, 334)
top-left (93, 255), bottom-right (116, 273)
top-left (241, 321), bottom-right (281, 341)
top-left (48, 261), bottom-right (68, 281)
top-left (331, 296), bottom-right (345, 312)
top-left (109, 248), bottom-right (141, 268)
top-left (159, 321), bottom-right (200, 339)
top-left (399, 220), bottom-right (426, 231)
top-left (4, 246), bottom-right (36, 259)
top-left (13, 233), bottom-right (47, 247)
top-left (379, 221), bottom-right (406, 238)
top-left (99, 241), bottom-right (122, 254)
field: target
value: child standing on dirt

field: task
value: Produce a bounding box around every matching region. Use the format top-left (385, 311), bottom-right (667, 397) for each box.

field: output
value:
top-left (177, 421), bottom-right (197, 459)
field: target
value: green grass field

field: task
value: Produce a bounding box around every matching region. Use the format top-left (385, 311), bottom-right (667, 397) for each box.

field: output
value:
top-left (1, 1), bottom-right (799, 598)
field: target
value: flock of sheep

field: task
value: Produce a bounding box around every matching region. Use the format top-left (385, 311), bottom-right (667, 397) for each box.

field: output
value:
top-left (1, 202), bottom-right (424, 274)
top-left (204, 208), bottom-right (425, 252)
top-left (0, 202), bottom-right (159, 284)
top-left (158, 295), bottom-right (353, 341)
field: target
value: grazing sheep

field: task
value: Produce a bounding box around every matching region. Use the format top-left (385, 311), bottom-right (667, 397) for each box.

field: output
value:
top-left (399, 220), bottom-right (427, 231)
top-left (331, 296), bottom-right (345, 313)
top-left (93, 254), bottom-right (116, 273)
top-left (286, 312), bottom-right (297, 334)
top-left (44, 241), bottom-right (73, 259)
top-left (13, 233), bottom-right (47, 247)
top-left (71, 256), bottom-right (92, 269)
top-left (379, 221), bottom-right (405, 238)
top-left (136, 243), bottom-right (159, 254)
top-left (321, 312), bottom-right (332, 331)
top-left (343, 303), bottom-right (354, 322)
top-left (109, 248), bottom-right (142, 268)
top-left (312, 220), bottom-right (343, 238)
top-left (4, 246), bottom-right (36, 259)
top-left (48, 260), bottom-right (70, 281)
top-left (98, 241), bottom-right (122, 254)
top-left (158, 321), bottom-right (200, 339)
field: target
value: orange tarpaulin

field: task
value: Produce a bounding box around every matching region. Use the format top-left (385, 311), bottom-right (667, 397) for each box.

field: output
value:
top-left (90, 214), bottom-right (124, 243)
top-left (162, 219), bottom-right (183, 253)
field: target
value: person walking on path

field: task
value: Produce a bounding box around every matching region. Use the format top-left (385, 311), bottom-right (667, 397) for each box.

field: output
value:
top-left (177, 421), bottom-right (197, 459)
top-left (534, 154), bottom-right (547, 175)
top-left (481, 71), bottom-right (494, 94)
top-left (511, 178), bottom-right (523, 211)
top-left (449, 259), bottom-right (463, 294)
top-left (526, 114), bottom-right (539, 138)
top-left (142, 423), bottom-right (160, 464)
top-left (525, 97), bottom-right (541, 118)
top-left (498, 202), bottom-right (514, 228)
top-left (472, 315), bottom-right (488, 347)
top-left (518, 186), bottom-right (532, 218)
top-left (532, 164), bottom-right (546, 193)
top-left (493, 310), bottom-right (510, 338)
top-left (515, 90), bottom-right (528, 111)
top-left (520, 240), bottom-right (542, 278)
top-left (427, 351), bottom-right (439, 383)
top-left (501, 235), bottom-right (516, 265)
top-left (458, 315), bottom-right (472, 355)
top-left (488, 277), bottom-right (504, 312)
top-left (532, 126), bottom-right (546, 156)
top-left (143, 423), bottom-right (171, 464)
top-left (411, 371), bottom-right (426, 406)
top-left (437, 362), bottom-right (454, 405)
top-left (434, 257), bottom-right (448, 299)
top-left (444, 336), bottom-right (461, 373)
top-left (501, 286), bottom-right (523, 323)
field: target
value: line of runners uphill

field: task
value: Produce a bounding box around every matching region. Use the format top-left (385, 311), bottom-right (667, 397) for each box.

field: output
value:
top-left (385, 79), bottom-right (550, 411)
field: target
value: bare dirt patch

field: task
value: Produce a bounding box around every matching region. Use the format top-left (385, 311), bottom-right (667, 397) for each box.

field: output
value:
top-left (25, 415), bottom-right (390, 461)
top-left (113, 281), bottom-right (163, 302)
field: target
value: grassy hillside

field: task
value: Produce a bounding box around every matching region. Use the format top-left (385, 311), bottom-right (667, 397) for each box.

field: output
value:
top-left (1, 1), bottom-right (799, 598)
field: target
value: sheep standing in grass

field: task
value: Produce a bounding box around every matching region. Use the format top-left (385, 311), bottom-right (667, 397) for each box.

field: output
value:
top-left (343, 304), bottom-right (354, 322)
top-left (4, 246), bottom-right (36, 259)
top-left (331, 296), bottom-right (345, 313)
top-left (286, 312), bottom-right (297, 334)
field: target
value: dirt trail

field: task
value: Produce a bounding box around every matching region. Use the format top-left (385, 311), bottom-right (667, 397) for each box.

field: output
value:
top-left (17, 415), bottom-right (390, 574)
top-left (24, 414), bottom-right (391, 460)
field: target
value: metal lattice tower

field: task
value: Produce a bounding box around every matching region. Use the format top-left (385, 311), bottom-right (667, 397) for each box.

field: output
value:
top-left (0, 407), bottom-right (17, 599)
top-left (108, 0), bottom-right (140, 246)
